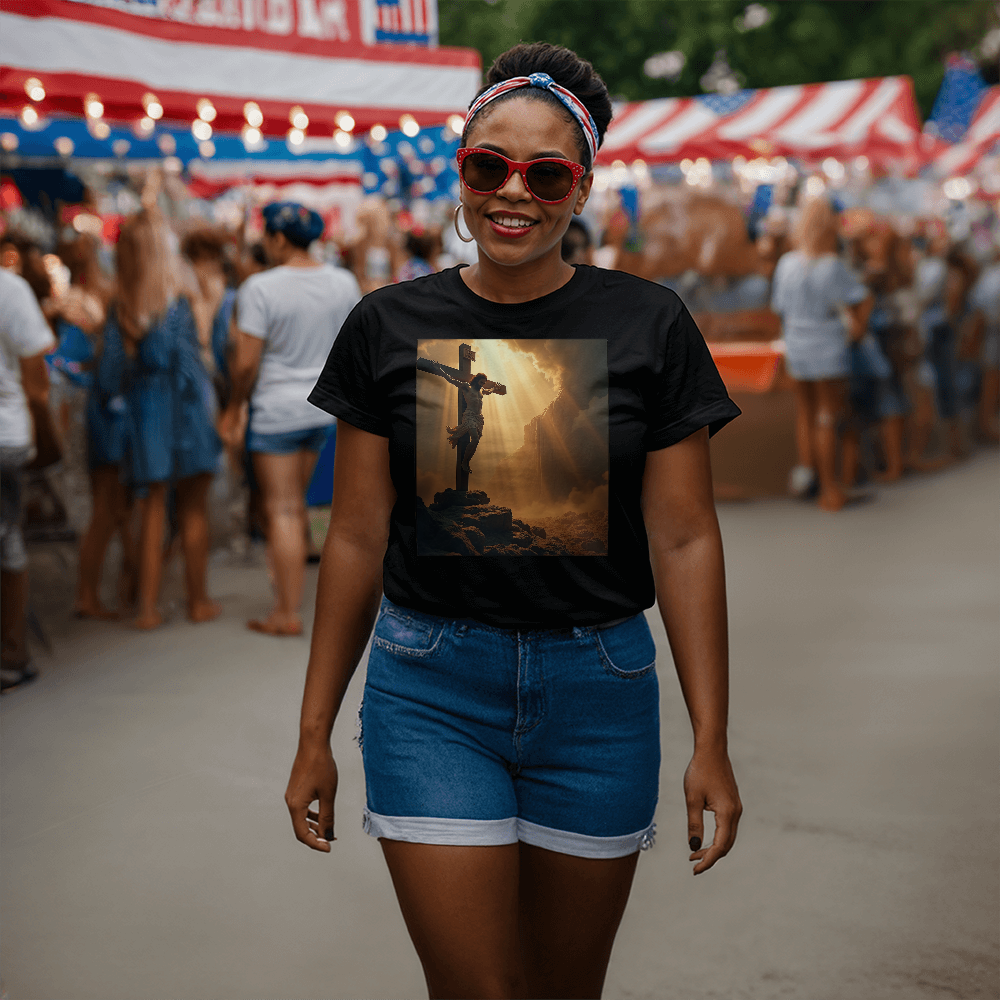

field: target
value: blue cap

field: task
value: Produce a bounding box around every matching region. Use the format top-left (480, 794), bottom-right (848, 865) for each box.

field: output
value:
top-left (262, 201), bottom-right (324, 246)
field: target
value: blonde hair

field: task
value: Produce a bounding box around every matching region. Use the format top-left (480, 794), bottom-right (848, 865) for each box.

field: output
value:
top-left (794, 197), bottom-right (838, 258)
top-left (115, 208), bottom-right (178, 340)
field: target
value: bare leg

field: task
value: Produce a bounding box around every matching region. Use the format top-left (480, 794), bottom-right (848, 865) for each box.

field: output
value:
top-left (906, 385), bottom-right (941, 470)
top-left (135, 482), bottom-right (167, 630)
top-left (461, 432), bottom-right (481, 473)
top-left (792, 379), bottom-right (816, 471)
top-left (117, 495), bottom-right (138, 611)
top-left (518, 843), bottom-right (639, 1000)
top-left (876, 415), bottom-right (905, 482)
top-left (175, 472), bottom-right (220, 623)
top-left (380, 841), bottom-right (527, 1000)
top-left (1, 568), bottom-right (28, 667)
top-left (978, 368), bottom-right (999, 443)
top-left (841, 426), bottom-right (860, 488)
top-left (75, 465), bottom-right (124, 619)
top-left (299, 449), bottom-right (322, 561)
top-left (379, 839), bottom-right (641, 1000)
top-left (814, 379), bottom-right (847, 512)
top-left (250, 451), bottom-right (308, 634)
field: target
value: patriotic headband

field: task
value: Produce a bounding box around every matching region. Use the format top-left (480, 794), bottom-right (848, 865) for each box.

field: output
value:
top-left (464, 72), bottom-right (599, 164)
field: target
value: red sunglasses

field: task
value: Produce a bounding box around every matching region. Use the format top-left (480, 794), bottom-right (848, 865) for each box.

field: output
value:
top-left (456, 147), bottom-right (587, 204)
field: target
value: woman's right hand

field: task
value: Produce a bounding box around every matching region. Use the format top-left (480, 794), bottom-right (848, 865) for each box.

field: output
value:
top-left (285, 742), bottom-right (339, 852)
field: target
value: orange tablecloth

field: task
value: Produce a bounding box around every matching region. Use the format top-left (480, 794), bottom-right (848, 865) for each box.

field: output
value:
top-left (708, 341), bottom-right (784, 394)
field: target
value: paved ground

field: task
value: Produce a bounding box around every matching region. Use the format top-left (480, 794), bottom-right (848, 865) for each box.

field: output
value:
top-left (2, 452), bottom-right (998, 1000)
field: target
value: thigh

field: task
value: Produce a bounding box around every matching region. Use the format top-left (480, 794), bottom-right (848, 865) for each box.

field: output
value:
top-left (381, 841), bottom-right (526, 1000)
top-left (252, 452), bottom-right (305, 508)
top-left (792, 378), bottom-right (816, 412)
top-left (297, 447), bottom-right (321, 495)
top-left (175, 471), bottom-right (212, 510)
top-left (518, 843), bottom-right (639, 1000)
top-left (815, 378), bottom-right (846, 417)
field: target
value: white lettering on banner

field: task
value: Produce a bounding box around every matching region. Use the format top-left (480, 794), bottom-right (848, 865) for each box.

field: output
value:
top-left (297, 0), bottom-right (350, 40)
top-left (63, 0), bottom-right (421, 41)
top-left (265, 0), bottom-right (292, 34)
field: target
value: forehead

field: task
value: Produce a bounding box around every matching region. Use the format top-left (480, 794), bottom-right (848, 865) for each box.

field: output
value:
top-left (466, 93), bottom-right (582, 159)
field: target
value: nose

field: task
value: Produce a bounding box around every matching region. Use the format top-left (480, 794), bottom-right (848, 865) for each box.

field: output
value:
top-left (496, 167), bottom-right (532, 203)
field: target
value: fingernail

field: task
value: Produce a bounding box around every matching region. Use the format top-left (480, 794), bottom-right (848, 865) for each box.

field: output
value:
top-left (689, 836), bottom-right (701, 851)
top-left (325, 829), bottom-right (334, 841)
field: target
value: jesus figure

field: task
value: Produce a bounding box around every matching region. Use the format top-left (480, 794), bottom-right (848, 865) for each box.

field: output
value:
top-left (432, 362), bottom-right (497, 474)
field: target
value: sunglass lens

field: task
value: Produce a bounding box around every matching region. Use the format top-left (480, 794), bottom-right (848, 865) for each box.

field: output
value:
top-left (461, 152), bottom-right (509, 193)
top-left (525, 161), bottom-right (575, 201)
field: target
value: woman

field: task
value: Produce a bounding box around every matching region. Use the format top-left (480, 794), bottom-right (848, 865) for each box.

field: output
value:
top-left (117, 207), bottom-right (221, 629)
top-left (219, 202), bottom-right (360, 637)
top-left (286, 43), bottom-right (742, 1000)
top-left (771, 197), bottom-right (872, 510)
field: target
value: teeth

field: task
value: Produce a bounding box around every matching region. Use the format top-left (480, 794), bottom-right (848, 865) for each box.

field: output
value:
top-left (494, 216), bottom-right (533, 228)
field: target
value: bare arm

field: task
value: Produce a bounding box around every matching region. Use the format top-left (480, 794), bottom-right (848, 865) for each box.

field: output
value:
top-left (218, 329), bottom-right (263, 446)
top-left (285, 421), bottom-right (395, 851)
top-left (641, 426), bottom-right (742, 875)
top-left (846, 294), bottom-right (874, 343)
top-left (20, 351), bottom-right (58, 443)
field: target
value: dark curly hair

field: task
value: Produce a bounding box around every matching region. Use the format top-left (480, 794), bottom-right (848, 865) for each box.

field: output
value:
top-left (463, 42), bottom-right (613, 171)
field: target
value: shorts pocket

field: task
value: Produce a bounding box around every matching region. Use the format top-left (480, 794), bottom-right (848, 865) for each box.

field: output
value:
top-left (372, 607), bottom-right (443, 659)
top-left (594, 614), bottom-right (656, 679)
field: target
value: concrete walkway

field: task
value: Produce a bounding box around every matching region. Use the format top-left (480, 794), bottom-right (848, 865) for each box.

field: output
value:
top-left (2, 453), bottom-right (998, 1000)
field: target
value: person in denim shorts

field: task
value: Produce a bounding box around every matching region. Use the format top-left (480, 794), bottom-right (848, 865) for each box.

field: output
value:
top-left (220, 203), bottom-right (360, 636)
top-left (285, 43), bottom-right (743, 999)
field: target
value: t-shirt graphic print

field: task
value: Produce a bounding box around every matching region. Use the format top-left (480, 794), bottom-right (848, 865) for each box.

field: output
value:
top-left (415, 339), bottom-right (608, 557)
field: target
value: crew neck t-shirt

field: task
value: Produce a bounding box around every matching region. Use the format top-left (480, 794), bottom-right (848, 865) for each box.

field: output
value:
top-left (309, 264), bottom-right (739, 629)
top-left (237, 263), bottom-right (361, 434)
top-left (0, 270), bottom-right (57, 449)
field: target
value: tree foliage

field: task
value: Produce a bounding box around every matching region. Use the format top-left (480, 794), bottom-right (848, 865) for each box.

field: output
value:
top-left (438, 0), bottom-right (999, 118)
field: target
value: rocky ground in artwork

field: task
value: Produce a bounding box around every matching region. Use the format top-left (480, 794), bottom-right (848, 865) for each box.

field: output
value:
top-left (416, 490), bottom-right (608, 557)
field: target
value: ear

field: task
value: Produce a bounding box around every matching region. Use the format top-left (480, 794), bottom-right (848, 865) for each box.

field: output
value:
top-left (574, 172), bottom-right (595, 216)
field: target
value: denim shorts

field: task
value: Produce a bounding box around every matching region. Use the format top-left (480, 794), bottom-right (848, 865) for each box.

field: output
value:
top-left (359, 597), bottom-right (660, 859)
top-left (246, 423), bottom-right (333, 455)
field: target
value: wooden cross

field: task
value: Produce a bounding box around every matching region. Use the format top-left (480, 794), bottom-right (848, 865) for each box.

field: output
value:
top-left (417, 343), bottom-right (507, 491)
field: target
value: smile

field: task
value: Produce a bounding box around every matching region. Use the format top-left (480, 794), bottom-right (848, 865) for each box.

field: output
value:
top-left (487, 214), bottom-right (537, 237)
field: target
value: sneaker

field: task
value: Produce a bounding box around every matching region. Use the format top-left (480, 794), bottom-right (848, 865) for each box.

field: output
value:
top-left (0, 661), bottom-right (38, 694)
top-left (788, 465), bottom-right (817, 498)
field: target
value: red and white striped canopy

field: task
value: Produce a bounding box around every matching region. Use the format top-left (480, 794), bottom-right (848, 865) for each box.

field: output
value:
top-left (0, 0), bottom-right (480, 139)
top-left (927, 86), bottom-right (1000, 177)
top-left (598, 77), bottom-right (921, 168)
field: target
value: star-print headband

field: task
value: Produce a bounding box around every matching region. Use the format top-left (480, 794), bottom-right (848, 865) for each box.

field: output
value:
top-left (464, 72), bottom-right (599, 164)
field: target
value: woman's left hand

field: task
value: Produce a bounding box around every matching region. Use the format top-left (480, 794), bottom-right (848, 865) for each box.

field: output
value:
top-left (684, 749), bottom-right (742, 875)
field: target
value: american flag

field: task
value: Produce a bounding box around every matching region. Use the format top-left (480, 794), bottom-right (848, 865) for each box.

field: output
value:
top-left (365, 0), bottom-right (437, 46)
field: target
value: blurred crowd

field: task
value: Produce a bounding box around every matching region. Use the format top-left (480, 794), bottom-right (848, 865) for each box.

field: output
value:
top-left (0, 168), bottom-right (997, 689)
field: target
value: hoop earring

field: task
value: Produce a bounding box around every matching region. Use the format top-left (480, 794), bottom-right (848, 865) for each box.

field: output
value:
top-left (454, 204), bottom-right (474, 244)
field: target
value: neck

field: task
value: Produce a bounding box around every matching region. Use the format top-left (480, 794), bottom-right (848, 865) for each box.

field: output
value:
top-left (462, 245), bottom-right (575, 303)
top-left (282, 247), bottom-right (319, 268)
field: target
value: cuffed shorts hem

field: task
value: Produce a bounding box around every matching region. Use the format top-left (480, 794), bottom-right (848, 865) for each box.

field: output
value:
top-left (362, 809), bottom-right (656, 859)
top-left (246, 423), bottom-right (333, 455)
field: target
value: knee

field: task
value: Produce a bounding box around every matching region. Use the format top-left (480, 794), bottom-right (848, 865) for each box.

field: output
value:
top-left (264, 495), bottom-right (304, 522)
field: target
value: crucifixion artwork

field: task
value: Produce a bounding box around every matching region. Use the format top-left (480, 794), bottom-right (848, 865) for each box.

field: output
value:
top-left (416, 344), bottom-right (507, 492)
top-left (416, 338), bottom-right (609, 558)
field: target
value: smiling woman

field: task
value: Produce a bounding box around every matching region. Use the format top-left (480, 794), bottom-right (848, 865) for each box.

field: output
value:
top-left (287, 41), bottom-right (744, 1000)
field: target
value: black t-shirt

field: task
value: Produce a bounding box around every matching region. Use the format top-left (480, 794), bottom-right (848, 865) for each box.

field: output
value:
top-left (309, 264), bottom-right (739, 629)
